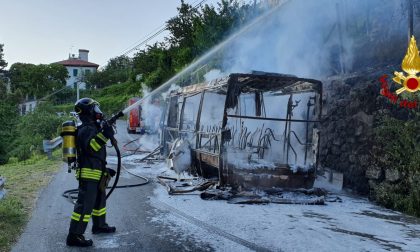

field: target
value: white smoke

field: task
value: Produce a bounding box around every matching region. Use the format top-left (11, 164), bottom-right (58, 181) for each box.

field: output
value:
top-left (133, 85), bottom-right (162, 150)
top-left (221, 0), bottom-right (406, 78)
top-left (134, 0), bottom-right (408, 168)
top-left (204, 69), bottom-right (225, 82)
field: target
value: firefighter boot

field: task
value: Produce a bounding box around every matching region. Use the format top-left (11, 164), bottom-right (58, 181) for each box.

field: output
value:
top-left (92, 224), bottom-right (116, 234)
top-left (66, 233), bottom-right (93, 247)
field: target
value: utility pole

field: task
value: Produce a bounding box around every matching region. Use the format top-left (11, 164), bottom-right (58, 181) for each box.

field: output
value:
top-left (76, 67), bottom-right (85, 102)
top-left (408, 0), bottom-right (414, 43)
top-left (336, 3), bottom-right (346, 74)
top-left (76, 81), bottom-right (80, 101)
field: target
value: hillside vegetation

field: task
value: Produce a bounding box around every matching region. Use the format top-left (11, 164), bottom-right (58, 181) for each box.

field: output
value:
top-left (0, 1), bottom-right (419, 218)
top-left (0, 151), bottom-right (61, 252)
top-left (0, 1), bottom-right (254, 164)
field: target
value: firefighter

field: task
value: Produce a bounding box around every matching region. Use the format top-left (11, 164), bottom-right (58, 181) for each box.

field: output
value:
top-left (66, 98), bottom-right (116, 247)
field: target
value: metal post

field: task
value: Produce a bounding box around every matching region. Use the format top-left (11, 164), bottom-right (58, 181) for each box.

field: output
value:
top-left (336, 3), bottom-right (346, 74)
top-left (76, 81), bottom-right (80, 101)
top-left (408, 0), bottom-right (414, 43)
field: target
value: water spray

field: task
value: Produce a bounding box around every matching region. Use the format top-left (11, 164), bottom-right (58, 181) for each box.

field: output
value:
top-left (122, 0), bottom-right (291, 115)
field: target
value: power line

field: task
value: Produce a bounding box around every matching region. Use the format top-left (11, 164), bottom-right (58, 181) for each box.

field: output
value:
top-left (38, 85), bottom-right (72, 101)
top-left (35, 0), bottom-right (210, 102)
top-left (99, 0), bottom-right (208, 68)
top-left (119, 24), bottom-right (167, 56)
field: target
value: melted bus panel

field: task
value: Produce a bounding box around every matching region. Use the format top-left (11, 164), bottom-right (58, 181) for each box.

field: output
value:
top-left (161, 72), bottom-right (322, 190)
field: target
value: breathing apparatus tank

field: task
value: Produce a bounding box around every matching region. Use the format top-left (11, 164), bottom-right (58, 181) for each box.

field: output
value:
top-left (60, 120), bottom-right (77, 172)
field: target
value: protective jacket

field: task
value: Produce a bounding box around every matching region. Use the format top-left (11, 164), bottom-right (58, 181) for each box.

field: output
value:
top-left (69, 118), bottom-right (110, 236)
top-left (76, 121), bottom-right (109, 181)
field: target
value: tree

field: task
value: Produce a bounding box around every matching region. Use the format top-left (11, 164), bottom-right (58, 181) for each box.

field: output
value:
top-left (84, 1), bottom-right (257, 92)
top-left (166, 1), bottom-right (198, 49)
top-left (192, 1), bottom-right (238, 55)
top-left (0, 79), bottom-right (6, 98)
top-left (86, 56), bottom-right (132, 89)
top-left (132, 43), bottom-right (174, 89)
top-left (166, 1), bottom-right (199, 68)
top-left (9, 63), bottom-right (68, 99)
top-left (0, 44), bottom-right (7, 70)
top-left (0, 101), bottom-right (18, 164)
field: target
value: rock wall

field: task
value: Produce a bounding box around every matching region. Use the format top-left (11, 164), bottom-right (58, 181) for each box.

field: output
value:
top-left (319, 67), bottom-right (418, 195)
top-left (319, 75), bottom-right (379, 193)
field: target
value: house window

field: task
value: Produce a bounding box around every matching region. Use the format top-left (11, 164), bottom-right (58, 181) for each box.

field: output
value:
top-left (73, 69), bottom-right (78, 76)
top-left (85, 69), bottom-right (91, 75)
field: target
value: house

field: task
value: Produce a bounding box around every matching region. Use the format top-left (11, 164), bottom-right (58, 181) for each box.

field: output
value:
top-left (18, 95), bottom-right (37, 115)
top-left (55, 49), bottom-right (99, 89)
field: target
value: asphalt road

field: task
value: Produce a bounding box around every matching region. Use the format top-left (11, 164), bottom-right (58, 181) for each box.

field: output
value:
top-left (12, 120), bottom-right (213, 252)
top-left (11, 120), bottom-right (420, 252)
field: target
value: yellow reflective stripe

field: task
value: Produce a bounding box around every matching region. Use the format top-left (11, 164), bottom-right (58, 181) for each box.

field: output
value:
top-left (80, 168), bottom-right (102, 174)
top-left (80, 174), bottom-right (101, 180)
top-left (81, 171), bottom-right (102, 177)
top-left (75, 168), bottom-right (103, 181)
top-left (72, 212), bottom-right (81, 218)
top-left (92, 207), bottom-right (106, 213)
top-left (90, 138), bottom-right (101, 151)
top-left (97, 132), bottom-right (108, 143)
top-left (83, 214), bottom-right (91, 222)
top-left (75, 168), bottom-right (102, 180)
top-left (92, 207), bottom-right (106, 216)
top-left (80, 168), bottom-right (102, 176)
top-left (71, 212), bottom-right (81, 221)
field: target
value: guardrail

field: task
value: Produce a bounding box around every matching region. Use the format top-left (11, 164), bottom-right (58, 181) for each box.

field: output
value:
top-left (0, 176), bottom-right (5, 200)
top-left (43, 137), bottom-right (63, 159)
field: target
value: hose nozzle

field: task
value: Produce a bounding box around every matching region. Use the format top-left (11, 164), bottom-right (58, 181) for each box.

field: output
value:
top-left (107, 111), bottom-right (124, 125)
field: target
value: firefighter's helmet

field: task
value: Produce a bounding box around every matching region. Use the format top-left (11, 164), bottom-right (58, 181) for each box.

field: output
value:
top-left (74, 97), bottom-right (103, 120)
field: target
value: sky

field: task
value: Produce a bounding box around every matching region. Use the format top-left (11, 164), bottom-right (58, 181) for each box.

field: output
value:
top-left (0, 0), bottom-right (220, 68)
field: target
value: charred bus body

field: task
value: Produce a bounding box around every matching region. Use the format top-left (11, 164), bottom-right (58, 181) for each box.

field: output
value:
top-left (161, 72), bottom-right (322, 190)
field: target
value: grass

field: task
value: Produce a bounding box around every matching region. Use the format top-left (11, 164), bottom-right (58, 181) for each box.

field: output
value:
top-left (53, 81), bottom-right (142, 116)
top-left (0, 151), bottom-right (62, 252)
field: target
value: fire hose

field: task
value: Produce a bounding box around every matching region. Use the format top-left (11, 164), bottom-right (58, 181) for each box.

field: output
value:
top-left (62, 111), bottom-right (150, 204)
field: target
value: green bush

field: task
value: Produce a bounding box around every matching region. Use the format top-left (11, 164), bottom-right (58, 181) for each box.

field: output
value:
top-left (373, 114), bottom-right (420, 217)
top-left (10, 105), bottom-right (62, 161)
top-left (0, 101), bottom-right (18, 164)
top-left (0, 197), bottom-right (26, 250)
top-left (53, 81), bottom-right (142, 116)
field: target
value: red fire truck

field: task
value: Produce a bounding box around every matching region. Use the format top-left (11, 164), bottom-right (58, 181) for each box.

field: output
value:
top-left (126, 97), bottom-right (144, 134)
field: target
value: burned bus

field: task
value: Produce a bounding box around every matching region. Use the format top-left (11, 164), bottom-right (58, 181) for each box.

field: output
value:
top-left (161, 72), bottom-right (322, 189)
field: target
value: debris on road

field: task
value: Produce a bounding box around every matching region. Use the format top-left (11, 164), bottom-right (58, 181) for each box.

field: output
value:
top-left (156, 174), bottom-right (339, 205)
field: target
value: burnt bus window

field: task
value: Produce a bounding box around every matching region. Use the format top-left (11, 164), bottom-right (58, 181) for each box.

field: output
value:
top-left (197, 91), bottom-right (226, 153)
top-left (264, 91), bottom-right (316, 120)
top-left (167, 96), bottom-right (179, 128)
top-left (225, 90), bottom-right (318, 169)
top-left (199, 92), bottom-right (225, 130)
top-left (181, 93), bottom-right (201, 131)
top-left (226, 92), bottom-right (285, 167)
top-left (238, 93), bottom-right (256, 116)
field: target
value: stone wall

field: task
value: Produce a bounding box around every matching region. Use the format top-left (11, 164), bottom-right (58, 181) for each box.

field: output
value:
top-left (319, 75), bottom-right (379, 193)
top-left (319, 67), bottom-right (418, 195)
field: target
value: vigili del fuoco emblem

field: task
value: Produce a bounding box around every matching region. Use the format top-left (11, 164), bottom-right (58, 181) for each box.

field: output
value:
top-left (393, 35), bottom-right (420, 94)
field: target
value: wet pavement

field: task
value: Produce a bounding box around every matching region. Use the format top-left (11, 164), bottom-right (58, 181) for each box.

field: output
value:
top-left (12, 120), bottom-right (420, 252)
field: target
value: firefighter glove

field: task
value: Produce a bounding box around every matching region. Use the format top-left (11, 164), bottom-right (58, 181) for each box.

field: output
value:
top-left (107, 168), bottom-right (116, 177)
top-left (101, 123), bottom-right (115, 139)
